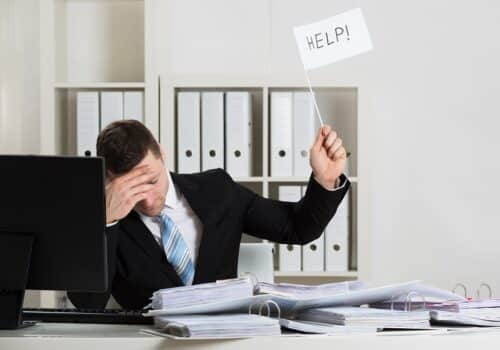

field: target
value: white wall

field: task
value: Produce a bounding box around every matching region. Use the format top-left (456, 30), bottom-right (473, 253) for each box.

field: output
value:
top-left (3, 0), bottom-right (500, 296)
top-left (157, 0), bottom-right (500, 294)
top-left (0, 0), bottom-right (40, 155)
top-left (0, 0), bottom-right (41, 307)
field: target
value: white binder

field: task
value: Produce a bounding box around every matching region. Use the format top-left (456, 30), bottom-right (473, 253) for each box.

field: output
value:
top-left (270, 92), bottom-right (293, 176)
top-left (177, 92), bottom-right (201, 173)
top-left (301, 185), bottom-right (325, 271)
top-left (225, 92), bottom-right (252, 177)
top-left (100, 91), bottom-right (123, 129)
top-left (293, 92), bottom-right (316, 177)
top-left (123, 91), bottom-right (144, 122)
top-left (201, 92), bottom-right (224, 171)
top-left (325, 193), bottom-right (350, 271)
top-left (76, 91), bottom-right (99, 157)
top-left (278, 186), bottom-right (302, 272)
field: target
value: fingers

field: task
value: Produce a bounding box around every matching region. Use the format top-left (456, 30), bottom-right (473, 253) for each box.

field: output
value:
top-left (324, 130), bottom-right (338, 150)
top-left (327, 137), bottom-right (342, 158)
top-left (124, 171), bottom-right (158, 190)
top-left (130, 192), bottom-right (148, 206)
top-left (114, 166), bottom-right (157, 191)
top-left (333, 146), bottom-right (347, 161)
top-left (123, 191), bottom-right (148, 210)
top-left (316, 125), bottom-right (347, 160)
top-left (115, 165), bottom-right (151, 185)
top-left (130, 183), bottom-right (155, 197)
top-left (321, 124), bottom-right (332, 136)
top-left (312, 125), bottom-right (331, 151)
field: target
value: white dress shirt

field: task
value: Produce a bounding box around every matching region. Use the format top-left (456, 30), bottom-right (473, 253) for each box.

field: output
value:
top-left (136, 171), bottom-right (204, 266)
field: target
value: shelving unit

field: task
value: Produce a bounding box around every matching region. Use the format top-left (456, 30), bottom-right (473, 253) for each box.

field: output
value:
top-left (162, 76), bottom-right (359, 282)
top-left (38, 0), bottom-right (364, 305)
top-left (40, 0), bottom-right (159, 156)
top-left (39, 0), bottom-right (160, 307)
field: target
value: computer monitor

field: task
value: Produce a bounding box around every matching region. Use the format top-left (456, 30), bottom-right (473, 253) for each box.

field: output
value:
top-left (0, 155), bottom-right (108, 329)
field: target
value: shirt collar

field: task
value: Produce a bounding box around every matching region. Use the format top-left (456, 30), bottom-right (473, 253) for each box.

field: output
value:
top-left (164, 170), bottom-right (181, 210)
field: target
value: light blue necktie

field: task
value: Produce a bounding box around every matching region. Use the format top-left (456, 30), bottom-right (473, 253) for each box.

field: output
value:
top-left (159, 212), bottom-right (195, 286)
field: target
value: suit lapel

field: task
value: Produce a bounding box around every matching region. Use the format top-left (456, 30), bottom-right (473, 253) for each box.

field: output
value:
top-left (170, 172), bottom-right (218, 284)
top-left (120, 211), bottom-right (183, 286)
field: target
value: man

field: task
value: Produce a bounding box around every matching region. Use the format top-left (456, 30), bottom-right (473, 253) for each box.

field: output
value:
top-left (69, 120), bottom-right (349, 309)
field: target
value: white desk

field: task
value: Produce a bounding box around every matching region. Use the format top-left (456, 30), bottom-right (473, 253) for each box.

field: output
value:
top-left (2, 323), bottom-right (500, 350)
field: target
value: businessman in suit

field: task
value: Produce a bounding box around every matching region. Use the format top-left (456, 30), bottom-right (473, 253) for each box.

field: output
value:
top-left (69, 120), bottom-right (350, 309)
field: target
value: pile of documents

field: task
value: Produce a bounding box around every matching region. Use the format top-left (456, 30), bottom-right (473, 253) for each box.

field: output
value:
top-left (149, 276), bottom-right (255, 310)
top-left (256, 280), bottom-right (365, 299)
top-left (146, 277), bottom-right (500, 338)
top-left (278, 318), bottom-right (378, 334)
top-left (261, 280), bottom-right (422, 315)
top-left (430, 308), bottom-right (500, 327)
top-left (144, 277), bottom-right (280, 338)
top-left (294, 306), bottom-right (431, 329)
top-left (152, 314), bottom-right (281, 339)
top-left (368, 284), bottom-right (500, 328)
top-left (370, 283), bottom-right (466, 311)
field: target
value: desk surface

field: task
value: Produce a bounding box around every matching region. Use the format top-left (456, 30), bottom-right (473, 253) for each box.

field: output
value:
top-left (2, 323), bottom-right (500, 350)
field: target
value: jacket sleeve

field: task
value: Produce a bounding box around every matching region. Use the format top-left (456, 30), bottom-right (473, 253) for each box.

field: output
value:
top-left (67, 223), bottom-right (120, 309)
top-left (238, 173), bottom-right (350, 245)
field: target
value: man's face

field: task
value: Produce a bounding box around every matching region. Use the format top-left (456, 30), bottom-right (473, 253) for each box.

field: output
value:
top-left (131, 150), bottom-right (169, 217)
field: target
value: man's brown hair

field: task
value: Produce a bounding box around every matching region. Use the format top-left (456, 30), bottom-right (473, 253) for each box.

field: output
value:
top-left (96, 120), bottom-right (161, 176)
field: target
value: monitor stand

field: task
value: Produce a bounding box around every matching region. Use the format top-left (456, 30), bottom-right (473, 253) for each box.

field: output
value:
top-left (0, 232), bottom-right (36, 329)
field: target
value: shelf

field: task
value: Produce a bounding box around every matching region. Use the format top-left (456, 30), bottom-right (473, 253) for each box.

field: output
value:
top-left (267, 176), bottom-right (358, 183)
top-left (268, 177), bottom-right (310, 183)
top-left (54, 82), bottom-right (146, 89)
top-left (274, 271), bottom-right (358, 278)
top-left (164, 74), bottom-right (359, 89)
top-left (234, 177), bottom-right (264, 182)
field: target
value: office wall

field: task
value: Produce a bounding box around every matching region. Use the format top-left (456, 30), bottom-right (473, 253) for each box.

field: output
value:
top-left (158, 0), bottom-right (500, 294)
top-left (3, 0), bottom-right (500, 296)
top-left (0, 0), bottom-right (40, 155)
top-left (0, 0), bottom-right (40, 306)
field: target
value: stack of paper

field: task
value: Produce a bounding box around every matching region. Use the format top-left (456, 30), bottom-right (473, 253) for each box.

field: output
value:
top-left (152, 314), bottom-right (281, 339)
top-left (279, 318), bottom-right (378, 335)
top-left (261, 280), bottom-right (421, 315)
top-left (370, 283), bottom-right (466, 312)
top-left (257, 280), bottom-right (365, 299)
top-left (459, 299), bottom-right (500, 309)
top-left (148, 276), bottom-right (257, 312)
top-left (430, 308), bottom-right (500, 327)
top-left (294, 306), bottom-right (431, 329)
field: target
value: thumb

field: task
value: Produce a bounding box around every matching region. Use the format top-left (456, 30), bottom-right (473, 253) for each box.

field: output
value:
top-left (312, 125), bottom-right (330, 152)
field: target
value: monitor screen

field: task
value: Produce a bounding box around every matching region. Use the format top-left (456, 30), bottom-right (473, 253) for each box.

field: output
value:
top-left (0, 155), bottom-right (107, 292)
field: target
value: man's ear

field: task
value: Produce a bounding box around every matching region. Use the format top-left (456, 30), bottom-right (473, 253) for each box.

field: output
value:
top-left (106, 170), bottom-right (115, 184)
top-left (160, 146), bottom-right (167, 163)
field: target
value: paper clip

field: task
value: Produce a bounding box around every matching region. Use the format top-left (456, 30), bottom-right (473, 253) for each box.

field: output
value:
top-left (404, 291), bottom-right (426, 312)
top-left (388, 294), bottom-right (397, 312)
top-left (248, 300), bottom-right (281, 320)
top-left (259, 300), bottom-right (281, 319)
top-left (452, 283), bottom-right (468, 299)
top-left (476, 282), bottom-right (493, 300)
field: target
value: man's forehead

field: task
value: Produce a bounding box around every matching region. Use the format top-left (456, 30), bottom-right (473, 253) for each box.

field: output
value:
top-left (135, 151), bottom-right (163, 169)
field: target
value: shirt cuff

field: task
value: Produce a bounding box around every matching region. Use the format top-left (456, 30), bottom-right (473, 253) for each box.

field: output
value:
top-left (313, 174), bottom-right (349, 192)
top-left (106, 220), bottom-right (119, 228)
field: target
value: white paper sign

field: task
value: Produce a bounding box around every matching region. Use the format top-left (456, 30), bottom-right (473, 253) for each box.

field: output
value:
top-left (293, 8), bottom-right (373, 70)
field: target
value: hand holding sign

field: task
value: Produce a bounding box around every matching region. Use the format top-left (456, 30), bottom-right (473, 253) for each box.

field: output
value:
top-left (293, 8), bottom-right (372, 187)
top-left (310, 125), bottom-right (347, 189)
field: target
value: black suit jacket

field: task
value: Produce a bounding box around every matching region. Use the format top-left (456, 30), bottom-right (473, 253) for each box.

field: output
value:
top-left (69, 169), bottom-right (350, 309)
